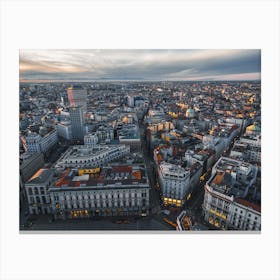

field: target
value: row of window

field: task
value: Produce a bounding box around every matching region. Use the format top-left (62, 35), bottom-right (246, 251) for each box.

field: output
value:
top-left (232, 218), bottom-right (260, 230)
top-left (28, 187), bottom-right (45, 195)
top-left (29, 196), bottom-right (48, 204)
top-left (58, 199), bottom-right (147, 209)
top-left (64, 153), bottom-right (124, 165)
top-left (233, 212), bottom-right (259, 221)
top-left (54, 191), bottom-right (148, 201)
top-left (56, 197), bottom-right (147, 205)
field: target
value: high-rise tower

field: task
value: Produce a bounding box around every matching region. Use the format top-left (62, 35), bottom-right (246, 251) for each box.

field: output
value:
top-left (69, 106), bottom-right (85, 142)
top-left (67, 85), bottom-right (87, 111)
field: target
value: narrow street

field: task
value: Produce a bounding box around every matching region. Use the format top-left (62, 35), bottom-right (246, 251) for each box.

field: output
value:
top-left (138, 119), bottom-right (161, 214)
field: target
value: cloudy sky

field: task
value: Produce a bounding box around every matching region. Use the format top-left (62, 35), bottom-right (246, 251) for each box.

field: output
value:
top-left (19, 49), bottom-right (261, 81)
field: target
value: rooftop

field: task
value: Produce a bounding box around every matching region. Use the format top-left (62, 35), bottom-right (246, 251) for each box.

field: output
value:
top-left (235, 197), bottom-right (261, 213)
top-left (57, 144), bottom-right (128, 161)
top-left (53, 165), bottom-right (148, 189)
top-left (246, 123), bottom-right (261, 132)
top-left (160, 162), bottom-right (189, 177)
top-left (27, 169), bottom-right (53, 184)
top-left (208, 157), bottom-right (258, 197)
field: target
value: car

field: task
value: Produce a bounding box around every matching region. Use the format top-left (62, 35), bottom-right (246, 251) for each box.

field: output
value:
top-left (123, 220), bottom-right (130, 224)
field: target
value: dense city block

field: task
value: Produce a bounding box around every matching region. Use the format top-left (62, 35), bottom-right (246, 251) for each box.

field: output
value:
top-left (19, 81), bottom-right (261, 231)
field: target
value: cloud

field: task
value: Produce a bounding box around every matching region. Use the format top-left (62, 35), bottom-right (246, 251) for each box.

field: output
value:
top-left (19, 49), bottom-right (261, 81)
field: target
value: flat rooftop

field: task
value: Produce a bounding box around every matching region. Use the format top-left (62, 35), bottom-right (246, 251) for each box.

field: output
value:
top-left (58, 145), bottom-right (127, 160)
top-left (208, 157), bottom-right (258, 197)
top-left (53, 165), bottom-right (148, 189)
top-left (160, 162), bottom-right (189, 177)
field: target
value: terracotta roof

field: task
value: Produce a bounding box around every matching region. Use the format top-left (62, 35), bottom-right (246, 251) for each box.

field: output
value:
top-left (213, 172), bottom-right (224, 185)
top-left (112, 166), bottom-right (132, 173)
top-left (236, 198), bottom-right (261, 213)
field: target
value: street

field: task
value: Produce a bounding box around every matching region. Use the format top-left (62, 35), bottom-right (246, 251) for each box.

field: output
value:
top-left (21, 214), bottom-right (175, 231)
top-left (138, 119), bottom-right (161, 214)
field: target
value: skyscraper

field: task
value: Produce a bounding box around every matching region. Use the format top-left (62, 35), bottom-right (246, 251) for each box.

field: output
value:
top-left (69, 106), bottom-right (85, 142)
top-left (67, 85), bottom-right (87, 111)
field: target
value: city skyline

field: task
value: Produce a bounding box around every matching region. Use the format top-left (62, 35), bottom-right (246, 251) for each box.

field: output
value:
top-left (19, 49), bottom-right (261, 82)
top-left (19, 80), bottom-right (261, 231)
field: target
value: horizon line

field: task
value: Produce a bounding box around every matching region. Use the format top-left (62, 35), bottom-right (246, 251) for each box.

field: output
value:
top-left (20, 79), bottom-right (261, 83)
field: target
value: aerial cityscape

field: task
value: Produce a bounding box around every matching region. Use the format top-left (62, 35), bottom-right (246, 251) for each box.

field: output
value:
top-left (19, 49), bottom-right (261, 231)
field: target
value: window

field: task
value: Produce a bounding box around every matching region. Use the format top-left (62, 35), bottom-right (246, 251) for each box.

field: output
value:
top-left (28, 188), bottom-right (33, 195)
top-left (142, 199), bottom-right (146, 207)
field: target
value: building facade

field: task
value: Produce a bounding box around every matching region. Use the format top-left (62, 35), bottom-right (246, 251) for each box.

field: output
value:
top-left (202, 157), bottom-right (259, 230)
top-left (56, 122), bottom-right (72, 140)
top-left (229, 198), bottom-right (261, 230)
top-left (25, 169), bottom-right (54, 215)
top-left (67, 85), bottom-right (87, 111)
top-left (25, 129), bottom-right (58, 154)
top-left (49, 165), bottom-right (150, 219)
top-left (69, 106), bottom-right (85, 141)
top-left (20, 153), bottom-right (45, 183)
top-left (158, 162), bottom-right (190, 207)
top-left (55, 144), bottom-right (130, 169)
top-left (84, 133), bottom-right (99, 146)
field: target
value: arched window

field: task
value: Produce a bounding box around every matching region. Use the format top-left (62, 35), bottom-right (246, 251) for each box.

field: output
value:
top-left (28, 188), bottom-right (33, 195)
top-left (34, 187), bottom-right (39, 195)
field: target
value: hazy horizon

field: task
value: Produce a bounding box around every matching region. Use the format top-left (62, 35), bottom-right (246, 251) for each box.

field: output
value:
top-left (19, 49), bottom-right (261, 82)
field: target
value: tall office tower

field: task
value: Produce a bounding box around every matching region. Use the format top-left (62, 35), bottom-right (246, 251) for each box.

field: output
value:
top-left (127, 95), bottom-right (134, 107)
top-left (69, 106), bottom-right (85, 142)
top-left (67, 85), bottom-right (87, 111)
